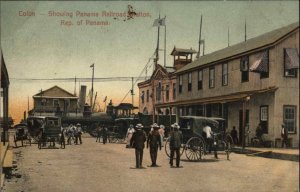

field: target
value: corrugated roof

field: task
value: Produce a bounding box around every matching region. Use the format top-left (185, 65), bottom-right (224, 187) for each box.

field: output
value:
top-left (176, 22), bottom-right (299, 74)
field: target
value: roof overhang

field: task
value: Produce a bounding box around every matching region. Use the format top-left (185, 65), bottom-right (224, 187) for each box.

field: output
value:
top-left (155, 86), bottom-right (278, 108)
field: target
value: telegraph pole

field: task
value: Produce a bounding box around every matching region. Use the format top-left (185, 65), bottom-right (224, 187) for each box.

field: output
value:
top-left (131, 77), bottom-right (134, 106)
top-left (90, 64), bottom-right (94, 107)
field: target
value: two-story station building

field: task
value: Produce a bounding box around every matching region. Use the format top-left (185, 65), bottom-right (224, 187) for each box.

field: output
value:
top-left (155, 22), bottom-right (299, 147)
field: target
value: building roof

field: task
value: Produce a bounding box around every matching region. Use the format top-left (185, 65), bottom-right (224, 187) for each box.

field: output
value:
top-left (33, 85), bottom-right (78, 99)
top-left (176, 22), bottom-right (299, 74)
top-left (171, 47), bottom-right (197, 56)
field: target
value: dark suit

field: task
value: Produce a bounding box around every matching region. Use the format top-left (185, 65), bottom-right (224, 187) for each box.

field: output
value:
top-left (130, 129), bottom-right (146, 168)
top-left (169, 130), bottom-right (182, 167)
top-left (147, 129), bottom-right (162, 166)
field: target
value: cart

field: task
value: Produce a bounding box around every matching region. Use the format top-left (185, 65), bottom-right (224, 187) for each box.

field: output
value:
top-left (29, 116), bottom-right (65, 149)
top-left (13, 124), bottom-right (31, 147)
top-left (165, 116), bottom-right (233, 161)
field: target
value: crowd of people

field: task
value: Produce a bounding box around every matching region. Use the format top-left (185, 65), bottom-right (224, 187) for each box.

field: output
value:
top-left (128, 122), bottom-right (183, 169)
top-left (62, 123), bottom-right (83, 145)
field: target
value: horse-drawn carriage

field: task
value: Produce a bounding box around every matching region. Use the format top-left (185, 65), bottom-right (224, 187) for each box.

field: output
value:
top-left (27, 116), bottom-right (65, 149)
top-left (165, 116), bottom-right (233, 161)
top-left (13, 123), bottom-right (31, 147)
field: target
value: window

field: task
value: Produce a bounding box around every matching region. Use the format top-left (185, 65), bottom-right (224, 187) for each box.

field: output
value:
top-left (146, 90), bottom-right (149, 102)
top-left (240, 56), bottom-right (249, 82)
top-left (188, 72), bottom-right (192, 91)
top-left (198, 70), bottom-right (203, 90)
top-left (209, 67), bottom-right (215, 88)
top-left (173, 83), bottom-right (176, 100)
top-left (156, 82), bottom-right (162, 101)
top-left (222, 63), bottom-right (228, 86)
top-left (53, 99), bottom-right (59, 107)
top-left (166, 85), bottom-right (169, 101)
top-left (283, 105), bottom-right (297, 133)
top-left (260, 106), bottom-right (268, 133)
top-left (260, 50), bottom-right (269, 79)
top-left (284, 48), bottom-right (299, 78)
top-left (179, 75), bottom-right (183, 93)
top-left (141, 91), bottom-right (145, 104)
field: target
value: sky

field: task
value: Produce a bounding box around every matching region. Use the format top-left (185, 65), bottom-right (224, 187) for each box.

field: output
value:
top-left (0, 1), bottom-right (299, 123)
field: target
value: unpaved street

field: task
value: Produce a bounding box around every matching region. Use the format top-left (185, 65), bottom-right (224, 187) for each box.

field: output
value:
top-left (3, 134), bottom-right (299, 192)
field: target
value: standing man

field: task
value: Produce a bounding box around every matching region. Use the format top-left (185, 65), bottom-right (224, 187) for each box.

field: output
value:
top-left (147, 123), bottom-right (162, 167)
top-left (130, 123), bottom-right (147, 168)
top-left (102, 126), bottom-right (108, 144)
top-left (203, 123), bottom-right (218, 159)
top-left (77, 123), bottom-right (83, 144)
top-left (96, 125), bottom-right (101, 142)
top-left (281, 124), bottom-right (289, 148)
top-left (169, 123), bottom-right (182, 168)
top-left (230, 126), bottom-right (238, 145)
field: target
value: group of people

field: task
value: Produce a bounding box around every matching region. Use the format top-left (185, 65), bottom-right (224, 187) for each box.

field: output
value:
top-left (63, 123), bottom-right (83, 145)
top-left (128, 123), bottom-right (182, 169)
top-left (95, 125), bottom-right (109, 144)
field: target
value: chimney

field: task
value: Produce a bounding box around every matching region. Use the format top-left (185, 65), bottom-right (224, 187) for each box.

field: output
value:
top-left (79, 85), bottom-right (86, 112)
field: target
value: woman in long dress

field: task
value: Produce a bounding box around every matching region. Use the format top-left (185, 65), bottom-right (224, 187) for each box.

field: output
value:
top-left (126, 124), bottom-right (135, 148)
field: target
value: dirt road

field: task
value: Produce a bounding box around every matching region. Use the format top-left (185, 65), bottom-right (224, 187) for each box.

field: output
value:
top-left (3, 134), bottom-right (299, 192)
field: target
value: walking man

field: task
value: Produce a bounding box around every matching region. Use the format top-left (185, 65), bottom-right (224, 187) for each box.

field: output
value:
top-left (147, 123), bottom-right (162, 167)
top-left (77, 123), bottom-right (83, 144)
top-left (169, 123), bottom-right (182, 168)
top-left (203, 123), bottom-right (218, 159)
top-left (96, 126), bottom-right (101, 142)
top-left (130, 124), bottom-right (147, 168)
top-left (102, 126), bottom-right (108, 144)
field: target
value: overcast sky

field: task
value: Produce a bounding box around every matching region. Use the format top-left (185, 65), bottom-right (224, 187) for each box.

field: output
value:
top-left (0, 1), bottom-right (299, 123)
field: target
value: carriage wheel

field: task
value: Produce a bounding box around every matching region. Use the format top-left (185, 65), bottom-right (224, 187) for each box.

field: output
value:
top-left (185, 137), bottom-right (205, 161)
top-left (164, 137), bottom-right (184, 158)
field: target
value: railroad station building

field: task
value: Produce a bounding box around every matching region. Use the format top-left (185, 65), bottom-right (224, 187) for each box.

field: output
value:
top-left (155, 22), bottom-right (299, 147)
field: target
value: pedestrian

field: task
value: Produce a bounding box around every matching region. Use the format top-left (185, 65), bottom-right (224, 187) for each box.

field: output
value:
top-left (67, 124), bottom-right (74, 145)
top-left (77, 123), bottom-right (83, 144)
top-left (130, 123), bottom-right (147, 169)
top-left (281, 124), bottom-right (289, 148)
top-left (255, 123), bottom-right (263, 146)
top-left (126, 124), bottom-right (135, 148)
top-left (96, 126), bottom-right (101, 142)
top-left (230, 126), bottom-right (238, 145)
top-left (169, 123), bottom-right (182, 168)
top-left (158, 124), bottom-right (165, 147)
top-left (203, 123), bottom-right (218, 159)
top-left (73, 125), bottom-right (79, 145)
top-left (147, 123), bottom-right (162, 167)
top-left (102, 126), bottom-right (108, 144)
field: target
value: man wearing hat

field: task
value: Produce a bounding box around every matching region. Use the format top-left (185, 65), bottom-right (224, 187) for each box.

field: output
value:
top-left (130, 124), bottom-right (147, 168)
top-left (169, 123), bottom-right (182, 168)
top-left (281, 124), bottom-right (289, 148)
top-left (147, 123), bottom-right (162, 167)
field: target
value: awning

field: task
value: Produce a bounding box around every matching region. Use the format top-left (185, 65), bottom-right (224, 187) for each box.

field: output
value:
top-left (285, 48), bottom-right (299, 69)
top-left (155, 86), bottom-right (278, 108)
top-left (250, 50), bottom-right (269, 73)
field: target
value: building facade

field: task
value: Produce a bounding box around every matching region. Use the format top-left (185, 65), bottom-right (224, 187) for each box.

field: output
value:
top-left (138, 48), bottom-right (196, 119)
top-left (31, 86), bottom-right (78, 116)
top-left (156, 23), bottom-right (299, 147)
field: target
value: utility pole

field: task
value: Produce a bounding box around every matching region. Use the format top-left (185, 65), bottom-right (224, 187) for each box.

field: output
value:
top-left (155, 14), bottom-right (161, 66)
top-left (131, 77), bottom-right (134, 106)
top-left (164, 15), bottom-right (166, 67)
top-left (196, 15), bottom-right (203, 59)
top-left (90, 64), bottom-right (94, 107)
